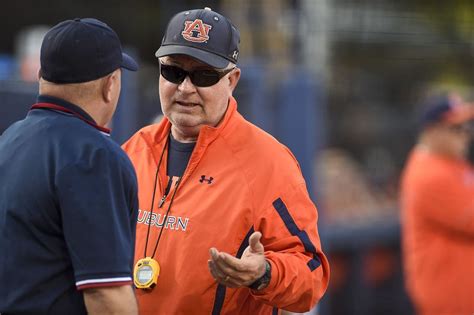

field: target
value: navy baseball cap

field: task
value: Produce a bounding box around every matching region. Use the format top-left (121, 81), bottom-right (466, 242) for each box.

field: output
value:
top-left (155, 7), bottom-right (240, 69)
top-left (40, 18), bottom-right (138, 84)
top-left (420, 95), bottom-right (474, 127)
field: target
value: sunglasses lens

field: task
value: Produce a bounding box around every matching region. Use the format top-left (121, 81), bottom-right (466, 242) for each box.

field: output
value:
top-left (160, 65), bottom-right (186, 84)
top-left (191, 70), bottom-right (220, 87)
top-left (449, 123), bottom-right (473, 134)
top-left (160, 63), bottom-right (232, 87)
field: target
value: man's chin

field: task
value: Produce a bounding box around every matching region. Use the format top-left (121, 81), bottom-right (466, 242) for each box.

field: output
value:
top-left (171, 117), bottom-right (201, 128)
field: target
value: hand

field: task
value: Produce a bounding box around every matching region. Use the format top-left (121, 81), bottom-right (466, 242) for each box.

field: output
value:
top-left (208, 231), bottom-right (267, 288)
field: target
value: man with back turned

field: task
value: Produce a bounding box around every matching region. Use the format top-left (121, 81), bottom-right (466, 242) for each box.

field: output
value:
top-left (0, 18), bottom-right (139, 315)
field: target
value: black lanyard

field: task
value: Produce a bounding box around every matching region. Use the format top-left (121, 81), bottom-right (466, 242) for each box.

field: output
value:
top-left (143, 134), bottom-right (183, 259)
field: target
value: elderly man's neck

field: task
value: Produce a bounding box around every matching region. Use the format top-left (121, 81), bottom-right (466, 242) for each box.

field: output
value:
top-left (39, 78), bottom-right (108, 126)
top-left (417, 132), bottom-right (466, 160)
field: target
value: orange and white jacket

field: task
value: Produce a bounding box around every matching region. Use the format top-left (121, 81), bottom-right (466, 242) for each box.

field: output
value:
top-left (122, 97), bottom-right (330, 315)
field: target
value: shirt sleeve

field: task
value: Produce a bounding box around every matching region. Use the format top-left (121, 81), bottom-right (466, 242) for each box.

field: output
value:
top-left (55, 147), bottom-right (138, 290)
top-left (251, 182), bottom-right (330, 312)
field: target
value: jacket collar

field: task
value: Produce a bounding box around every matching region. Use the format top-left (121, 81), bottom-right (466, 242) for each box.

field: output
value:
top-left (140, 96), bottom-right (238, 173)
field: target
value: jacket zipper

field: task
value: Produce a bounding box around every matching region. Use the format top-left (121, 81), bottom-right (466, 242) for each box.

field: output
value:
top-left (158, 176), bottom-right (175, 208)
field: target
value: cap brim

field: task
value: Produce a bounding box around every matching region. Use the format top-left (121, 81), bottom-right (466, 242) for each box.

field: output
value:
top-left (155, 45), bottom-right (229, 69)
top-left (121, 53), bottom-right (138, 71)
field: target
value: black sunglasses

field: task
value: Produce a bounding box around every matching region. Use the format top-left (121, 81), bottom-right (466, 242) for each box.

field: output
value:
top-left (159, 63), bottom-right (235, 87)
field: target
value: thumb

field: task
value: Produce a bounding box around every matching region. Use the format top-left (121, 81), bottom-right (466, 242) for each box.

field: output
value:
top-left (249, 231), bottom-right (264, 254)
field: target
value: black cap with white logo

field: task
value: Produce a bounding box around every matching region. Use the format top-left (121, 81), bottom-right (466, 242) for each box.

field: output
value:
top-left (155, 7), bottom-right (240, 69)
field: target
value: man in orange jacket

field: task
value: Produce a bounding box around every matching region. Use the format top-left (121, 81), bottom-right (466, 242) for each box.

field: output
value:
top-left (122, 7), bottom-right (330, 315)
top-left (401, 94), bottom-right (474, 315)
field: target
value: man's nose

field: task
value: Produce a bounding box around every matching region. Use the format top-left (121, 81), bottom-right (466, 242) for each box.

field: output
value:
top-left (177, 75), bottom-right (197, 92)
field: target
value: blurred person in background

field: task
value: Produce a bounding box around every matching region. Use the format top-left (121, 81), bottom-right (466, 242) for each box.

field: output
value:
top-left (0, 18), bottom-right (139, 315)
top-left (314, 148), bottom-right (386, 224)
top-left (122, 7), bottom-right (330, 315)
top-left (400, 93), bottom-right (474, 315)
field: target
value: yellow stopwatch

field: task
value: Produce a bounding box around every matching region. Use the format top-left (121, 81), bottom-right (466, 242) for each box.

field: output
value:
top-left (134, 257), bottom-right (160, 289)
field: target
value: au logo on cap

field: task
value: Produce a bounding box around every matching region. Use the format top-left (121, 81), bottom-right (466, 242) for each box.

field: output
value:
top-left (182, 19), bottom-right (212, 43)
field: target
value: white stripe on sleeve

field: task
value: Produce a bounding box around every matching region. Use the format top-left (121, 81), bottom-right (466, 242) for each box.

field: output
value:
top-left (76, 277), bottom-right (132, 287)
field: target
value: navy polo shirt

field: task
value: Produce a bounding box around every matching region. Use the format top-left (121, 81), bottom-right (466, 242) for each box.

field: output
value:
top-left (0, 95), bottom-right (138, 314)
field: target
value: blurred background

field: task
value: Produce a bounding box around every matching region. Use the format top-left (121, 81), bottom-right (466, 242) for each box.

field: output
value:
top-left (1, 0), bottom-right (473, 314)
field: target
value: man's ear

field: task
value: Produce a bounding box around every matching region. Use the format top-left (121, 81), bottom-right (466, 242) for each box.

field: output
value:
top-left (102, 70), bottom-right (119, 103)
top-left (228, 68), bottom-right (241, 92)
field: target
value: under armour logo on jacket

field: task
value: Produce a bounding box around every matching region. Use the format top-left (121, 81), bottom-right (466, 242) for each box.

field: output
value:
top-left (199, 175), bottom-right (213, 184)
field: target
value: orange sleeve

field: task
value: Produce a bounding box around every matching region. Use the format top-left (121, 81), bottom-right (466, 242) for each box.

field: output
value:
top-left (412, 172), bottom-right (474, 237)
top-left (252, 183), bottom-right (330, 312)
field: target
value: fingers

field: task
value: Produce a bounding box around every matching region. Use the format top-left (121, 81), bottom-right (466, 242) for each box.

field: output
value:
top-left (208, 257), bottom-right (226, 279)
top-left (208, 232), bottom-right (267, 288)
top-left (208, 247), bottom-right (262, 287)
top-left (248, 231), bottom-right (264, 254)
top-left (209, 248), bottom-right (249, 284)
top-left (209, 248), bottom-right (246, 278)
top-left (209, 248), bottom-right (236, 279)
top-left (209, 247), bottom-right (219, 261)
top-left (207, 259), bottom-right (240, 288)
top-left (210, 248), bottom-right (247, 271)
top-left (213, 252), bottom-right (251, 278)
